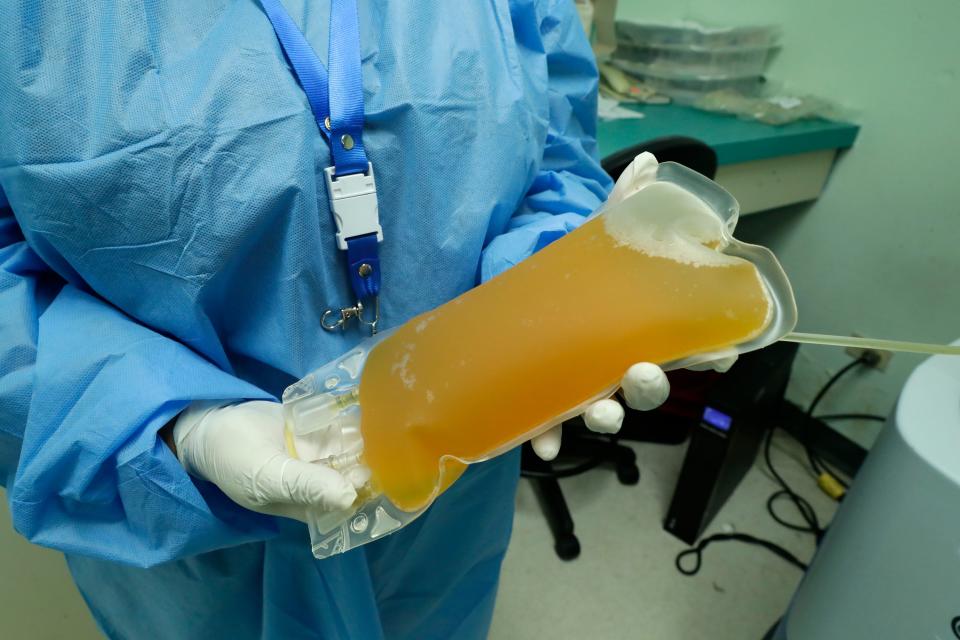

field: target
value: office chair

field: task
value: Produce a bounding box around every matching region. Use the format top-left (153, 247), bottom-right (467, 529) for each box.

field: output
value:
top-left (520, 136), bottom-right (718, 560)
top-left (600, 135), bottom-right (718, 182)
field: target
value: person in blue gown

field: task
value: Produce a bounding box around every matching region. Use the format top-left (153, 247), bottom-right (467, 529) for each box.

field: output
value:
top-left (0, 1), bottom-right (652, 638)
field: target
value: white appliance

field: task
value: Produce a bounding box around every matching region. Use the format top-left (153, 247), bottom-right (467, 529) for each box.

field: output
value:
top-left (774, 345), bottom-right (960, 639)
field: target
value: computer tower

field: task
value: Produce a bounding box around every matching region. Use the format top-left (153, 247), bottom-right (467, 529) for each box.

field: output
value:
top-left (663, 341), bottom-right (799, 544)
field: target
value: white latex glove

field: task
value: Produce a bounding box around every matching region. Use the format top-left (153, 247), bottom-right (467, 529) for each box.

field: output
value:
top-left (531, 153), bottom-right (737, 461)
top-left (172, 400), bottom-right (359, 522)
top-left (530, 365), bottom-right (670, 460)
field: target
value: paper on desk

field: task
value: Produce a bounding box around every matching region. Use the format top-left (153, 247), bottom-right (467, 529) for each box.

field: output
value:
top-left (598, 96), bottom-right (646, 121)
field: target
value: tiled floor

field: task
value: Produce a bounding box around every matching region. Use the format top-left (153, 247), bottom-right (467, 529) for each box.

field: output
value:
top-left (0, 431), bottom-right (836, 639)
top-left (490, 432), bottom-right (838, 640)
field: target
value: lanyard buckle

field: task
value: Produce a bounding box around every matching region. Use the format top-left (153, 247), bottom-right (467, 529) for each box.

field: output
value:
top-left (321, 297), bottom-right (380, 335)
top-left (323, 163), bottom-right (382, 251)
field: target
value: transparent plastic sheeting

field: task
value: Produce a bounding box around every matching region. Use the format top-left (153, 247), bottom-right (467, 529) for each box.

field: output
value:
top-left (284, 335), bottom-right (408, 557)
top-left (283, 161), bottom-right (797, 558)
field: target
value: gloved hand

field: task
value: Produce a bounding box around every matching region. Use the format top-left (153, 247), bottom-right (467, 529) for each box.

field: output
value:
top-left (530, 364), bottom-right (671, 460)
top-left (172, 400), bottom-right (359, 522)
top-left (531, 152), bottom-right (737, 461)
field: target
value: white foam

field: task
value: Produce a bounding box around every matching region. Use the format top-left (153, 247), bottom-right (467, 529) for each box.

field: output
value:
top-left (603, 181), bottom-right (738, 267)
top-left (415, 315), bottom-right (435, 334)
top-left (391, 352), bottom-right (416, 390)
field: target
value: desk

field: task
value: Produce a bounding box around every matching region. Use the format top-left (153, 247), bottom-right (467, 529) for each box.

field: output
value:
top-left (598, 104), bottom-right (860, 214)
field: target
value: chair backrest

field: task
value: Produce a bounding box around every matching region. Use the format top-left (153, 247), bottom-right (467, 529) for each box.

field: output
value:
top-left (601, 136), bottom-right (717, 182)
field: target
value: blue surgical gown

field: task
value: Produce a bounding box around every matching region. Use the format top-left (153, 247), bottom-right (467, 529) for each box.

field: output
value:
top-left (0, 1), bottom-right (612, 637)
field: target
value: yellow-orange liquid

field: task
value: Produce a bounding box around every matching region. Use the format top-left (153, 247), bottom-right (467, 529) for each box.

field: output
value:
top-left (359, 210), bottom-right (771, 512)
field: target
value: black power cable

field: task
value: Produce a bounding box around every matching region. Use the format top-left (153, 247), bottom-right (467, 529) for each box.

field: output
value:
top-left (676, 532), bottom-right (809, 576)
top-left (675, 356), bottom-right (875, 576)
top-left (803, 357), bottom-right (869, 479)
top-left (764, 425), bottom-right (824, 540)
top-left (817, 413), bottom-right (886, 422)
top-left (675, 427), bottom-right (819, 577)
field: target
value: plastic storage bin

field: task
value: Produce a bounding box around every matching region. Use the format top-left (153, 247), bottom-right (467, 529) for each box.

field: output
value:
top-left (612, 43), bottom-right (775, 79)
top-left (609, 61), bottom-right (765, 103)
top-left (615, 21), bottom-right (781, 50)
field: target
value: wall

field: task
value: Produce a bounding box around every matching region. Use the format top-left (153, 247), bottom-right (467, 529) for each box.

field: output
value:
top-left (0, 498), bottom-right (101, 639)
top-left (618, 0), bottom-right (960, 448)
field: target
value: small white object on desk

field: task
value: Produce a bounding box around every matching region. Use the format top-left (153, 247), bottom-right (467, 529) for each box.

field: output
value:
top-left (598, 96), bottom-right (646, 121)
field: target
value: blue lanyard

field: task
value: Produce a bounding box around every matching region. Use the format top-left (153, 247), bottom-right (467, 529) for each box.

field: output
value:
top-left (261, 0), bottom-right (382, 333)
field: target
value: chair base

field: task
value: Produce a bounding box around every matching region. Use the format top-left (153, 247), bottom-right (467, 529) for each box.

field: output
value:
top-left (521, 432), bottom-right (640, 560)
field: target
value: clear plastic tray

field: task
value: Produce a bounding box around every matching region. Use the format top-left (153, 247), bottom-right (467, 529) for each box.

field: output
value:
top-left (283, 160), bottom-right (797, 559)
top-left (610, 62), bottom-right (765, 104)
top-left (615, 20), bottom-right (781, 50)
top-left (612, 43), bottom-right (775, 79)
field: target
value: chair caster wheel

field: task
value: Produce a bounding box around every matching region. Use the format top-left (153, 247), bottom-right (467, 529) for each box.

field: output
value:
top-left (555, 534), bottom-right (581, 560)
top-left (617, 464), bottom-right (640, 485)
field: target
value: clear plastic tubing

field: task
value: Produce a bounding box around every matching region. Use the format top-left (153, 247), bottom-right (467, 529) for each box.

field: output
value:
top-left (783, 333), bottom-right (960, 356)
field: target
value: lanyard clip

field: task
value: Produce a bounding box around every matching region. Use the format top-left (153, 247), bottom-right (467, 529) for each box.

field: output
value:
top-left (324, 163), bottom-right (382, 251)
top-left (321, 297), bottom-right (379, 335)
top-left (322, 162), bottom-right (382, 334)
